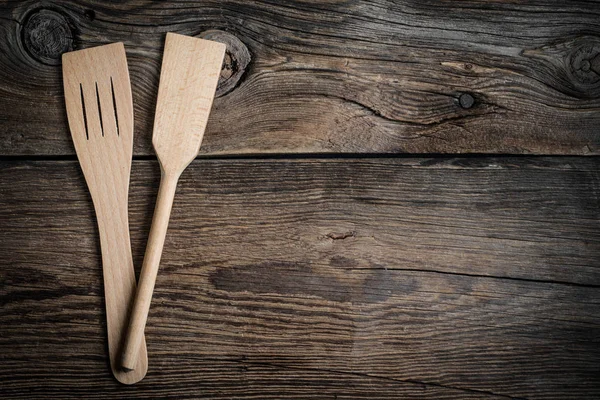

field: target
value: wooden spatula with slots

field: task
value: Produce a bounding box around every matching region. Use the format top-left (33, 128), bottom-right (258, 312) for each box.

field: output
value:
top-left (121, 33), bottom-right (226, 370)
top-left (62, 43), bottom-right (148, 384)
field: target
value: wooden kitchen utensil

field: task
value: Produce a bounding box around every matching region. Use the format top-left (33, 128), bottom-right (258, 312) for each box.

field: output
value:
top-left (120, 33), bottom-right (225, 370)
top-left (63, 43), bottom-right (148, 384)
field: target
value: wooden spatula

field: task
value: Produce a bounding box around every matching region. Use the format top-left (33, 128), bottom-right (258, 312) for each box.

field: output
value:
top-left (121, 33), bottom-right (226, 370)
top-left (62, 43), bottom-right (148, 384)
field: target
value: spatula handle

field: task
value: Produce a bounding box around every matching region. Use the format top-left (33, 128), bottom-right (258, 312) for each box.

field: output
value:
top-left (121, 171), bottom-right (179, 370)
top-left (96, 202), bottom-right (149, 383)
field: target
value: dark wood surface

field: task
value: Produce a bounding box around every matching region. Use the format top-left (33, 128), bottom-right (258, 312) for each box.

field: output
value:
top-left (1, 0), bottom-right (600, 399)
top-left (1, 158), bottom-right (599, 399)
top-left (1, 0), bottom-right (600, 155)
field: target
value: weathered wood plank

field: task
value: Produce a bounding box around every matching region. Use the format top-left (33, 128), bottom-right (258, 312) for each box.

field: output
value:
top-left (1, 1), bottom-right (599, 155)
top-left (1, 158), bottom-right (599, 399)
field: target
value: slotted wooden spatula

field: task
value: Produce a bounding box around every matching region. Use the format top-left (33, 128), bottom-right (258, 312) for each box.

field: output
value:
top-left (121, 33), bottom-right (226, 370)
top-left (62, 43), bottom-right (148, 384)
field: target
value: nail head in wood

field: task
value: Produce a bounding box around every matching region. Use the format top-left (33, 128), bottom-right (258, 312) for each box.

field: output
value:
top-left (458, 93), bottom-right (475, 109)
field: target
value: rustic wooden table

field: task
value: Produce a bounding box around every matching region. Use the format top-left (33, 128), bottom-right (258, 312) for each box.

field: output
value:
top-left (1, 1), bottom-right (599, 399)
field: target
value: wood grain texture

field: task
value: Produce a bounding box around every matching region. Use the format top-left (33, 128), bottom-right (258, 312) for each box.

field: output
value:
top-left (152, 33), bottom-right (225, 172)
top-left (1, 157), bottom-right (599, 399)
top-left (1, 1), bottom-right (600, 156)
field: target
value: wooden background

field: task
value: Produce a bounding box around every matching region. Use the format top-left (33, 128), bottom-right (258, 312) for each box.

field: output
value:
top-left (1, 1), bottom-right (599, 399)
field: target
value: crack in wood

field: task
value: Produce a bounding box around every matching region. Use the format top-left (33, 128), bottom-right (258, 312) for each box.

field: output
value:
top-left (326, 231), bottom-right (356, 240)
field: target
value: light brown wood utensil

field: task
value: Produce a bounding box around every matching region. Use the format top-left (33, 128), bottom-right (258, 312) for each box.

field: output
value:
top-left (120, 33), bottom-right (225, 371)
top-left (62, 43), bottom-right (148, 384)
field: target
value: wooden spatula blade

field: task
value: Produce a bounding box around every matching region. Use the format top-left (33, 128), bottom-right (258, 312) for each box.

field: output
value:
top-left (63, 43), bottom-right (133, 145)
top-left (152, 33), bottom-right (226, 174)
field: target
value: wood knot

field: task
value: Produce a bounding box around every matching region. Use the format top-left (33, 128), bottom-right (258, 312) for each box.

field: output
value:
top-left (22, 8), bottom-right (74, 66)
top-left (524, 36), bottom-right (600, 99)
top-left (568, 43), bottom-right (600, 85)
top-left (199, 30), bottom-right (251, 97)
